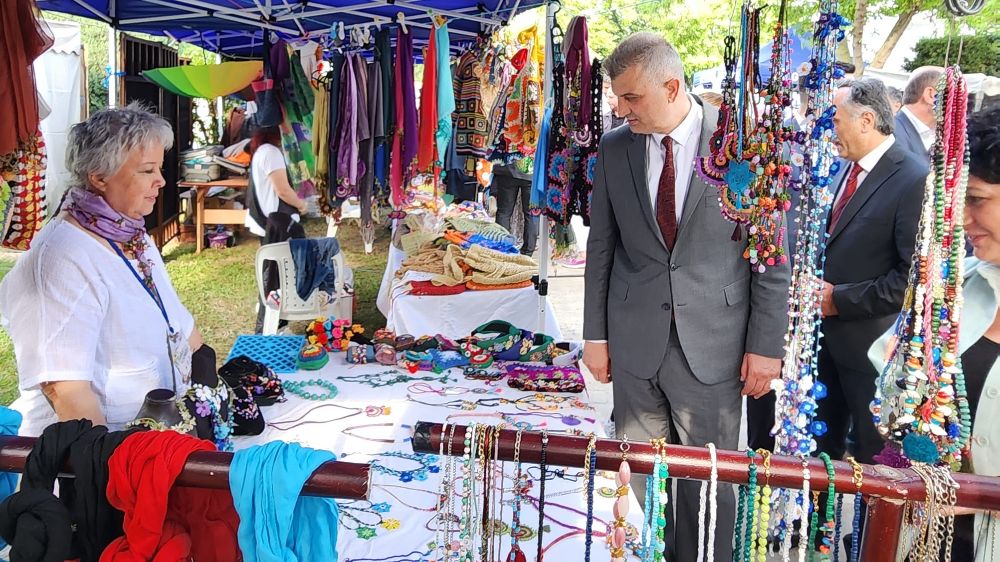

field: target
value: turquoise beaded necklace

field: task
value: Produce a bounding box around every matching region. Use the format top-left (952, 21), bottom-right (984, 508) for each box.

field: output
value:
top-left (283, 378), bottom-right (339, 400)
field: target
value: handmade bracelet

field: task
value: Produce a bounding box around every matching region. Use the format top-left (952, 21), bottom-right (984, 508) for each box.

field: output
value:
top-left (517, 332), bottom-right (557, 363)
top-left (282, 378), bottom-right (339, 401)
top-left (846, 456), bottom-right (864, 562)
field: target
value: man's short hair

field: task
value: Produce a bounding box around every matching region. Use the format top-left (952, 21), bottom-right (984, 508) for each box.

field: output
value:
top-left (604, 32), bottom-right (685, 85)
top-left (837, 78), bottom-right (895, 136)
top-left (903, 66), bottom-right (944, 105)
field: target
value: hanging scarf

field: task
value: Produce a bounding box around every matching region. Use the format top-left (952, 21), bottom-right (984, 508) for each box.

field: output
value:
top-left (1, 131), bottom-right (47, 250)
top-left (321, 53), bottom-right (346, 215)
top-left (101, 431), bottom-right (239, 562)
top-left (336, 54), bottom-right (361, 197)
top-left (64, 185), bottom-right (156, 277)
top-left (229, 442), bottom-right (340, 562)
top-left (454, 51), bottom-right (489, 159)
top-left (69, 426), bottom-right (146, 562)
top-left (0, 0), bottom-right (52, 155)
top-left (529, 105), bottom-right (553, 213)
top-left (279, 48), bottom-right (316, 198)
top-left (563, 17), bottom-right (592, 130)
top-left (0, 406), bottom-right (20, 551)
top-left (374, 29), bottom-right (394, 197)
top-left (0, 488), bottom-right (73, 562)
top-left (417, 29), bottom-right (439, 173)
top-left (435, 19), bottom-right (456, 170)
top-left (390, 28), bottom-right (418, 207)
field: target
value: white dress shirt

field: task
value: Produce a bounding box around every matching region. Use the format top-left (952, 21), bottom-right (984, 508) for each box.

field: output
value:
top-left (833, 134), bottom-right (896, 207)
top-left (901, 106), bottom-right (934, 152)
top-left (645, 96), bottom-right (704, 223)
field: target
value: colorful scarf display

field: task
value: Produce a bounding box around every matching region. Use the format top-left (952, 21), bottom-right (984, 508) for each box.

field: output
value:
top-left (390, 28), bottom-right (418, 208)
top-left (0, 0), bottom-right (52, 155)
top-left (417, 28), bottom-right (439, 174)
top-left (279, 46), bottom-right (317, 198)
top-left (435, 20), bottom-right (456, 171)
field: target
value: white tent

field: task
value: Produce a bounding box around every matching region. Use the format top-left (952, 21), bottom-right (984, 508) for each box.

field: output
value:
top-left (865, 67), bottom-right (1000, 111)
top-left (35, 20), bottom-right (86, 214)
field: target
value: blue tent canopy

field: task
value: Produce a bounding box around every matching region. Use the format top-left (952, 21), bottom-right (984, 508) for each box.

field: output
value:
top-left (759, 31), bottom-right (813, 84)
top-left (38, 0), bottom-right (547, 56)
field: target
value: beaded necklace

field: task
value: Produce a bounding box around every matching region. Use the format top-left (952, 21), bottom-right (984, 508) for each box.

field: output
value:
top-left (583, 433), bottom-right (598, 562)
top-left (266, 402), bottom-right (375, 431)
top-left (872, 67), bottom-right (971, 467)
top-left (338, 369), bottom-right (454, 388)
top-left (536, 429), bottom-right (548, 562)
top-left (371, 451), bottom-right (441, 483)
top-left (282, 378), bottom-right (339, 400)
top-left (734, 450), bottom-right (758, 562)
top-left (609, 438), bottom-right (631, 562)
top-left (696, 443), bottom-right (719, 562)
top-left (796, 459), bottom-right (811, 562)
top-left (343, 423), bottom-right (412, 444)
top-left (817, 453), bottom-right (836, 560)
top-left (753, 450), bottom-right (772, 562)
top-left (807, 492), bottom-right (820, 562)
top-left (845, 456), bottom-right (864, 562)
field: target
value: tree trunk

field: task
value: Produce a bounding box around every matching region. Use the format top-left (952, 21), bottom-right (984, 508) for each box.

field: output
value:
top-left (870, 7), bottom-right (920, 69)
top-left (852, 0), bottom-right (868, 76)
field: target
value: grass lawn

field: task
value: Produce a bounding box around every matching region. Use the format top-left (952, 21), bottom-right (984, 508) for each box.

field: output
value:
top-left (0, 218), bottom-right (390, 406)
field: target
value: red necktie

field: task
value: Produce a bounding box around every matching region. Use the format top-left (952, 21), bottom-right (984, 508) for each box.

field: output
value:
top-left (655, 136), bottom-right (678, 250)
top-left (828, 163), bottom-right (863, 233)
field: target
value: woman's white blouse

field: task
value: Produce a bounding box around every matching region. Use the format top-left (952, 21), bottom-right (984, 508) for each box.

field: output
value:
top-left (0, 216), bottom-right (195, 436)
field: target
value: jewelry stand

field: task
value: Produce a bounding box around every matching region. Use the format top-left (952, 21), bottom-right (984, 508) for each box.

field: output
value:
top-left (411, 421), bottom-right (1000, 562)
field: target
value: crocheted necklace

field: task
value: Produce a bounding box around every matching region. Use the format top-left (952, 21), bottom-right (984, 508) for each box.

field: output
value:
top-left (771, 0), bottom-right (848, 459)
top-left (871, 66), bottom-right (971, 467)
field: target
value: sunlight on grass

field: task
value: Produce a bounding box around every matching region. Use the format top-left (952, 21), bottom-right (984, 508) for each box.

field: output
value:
top-left (0, 218), bottom-right (390, 405)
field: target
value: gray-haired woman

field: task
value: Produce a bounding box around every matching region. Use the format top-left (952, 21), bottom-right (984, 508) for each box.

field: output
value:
top-left (0, 103), bottom-right (203, 436)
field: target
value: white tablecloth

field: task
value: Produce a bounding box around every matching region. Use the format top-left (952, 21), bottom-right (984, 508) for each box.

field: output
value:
top-left (233, 357), bottom-right (642, 562)
top-left (376, 244), bottom-right (563, 340)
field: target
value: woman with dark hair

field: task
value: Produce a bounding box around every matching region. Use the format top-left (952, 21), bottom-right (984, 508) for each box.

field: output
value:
top-left (871, 105), bottom-right (1000, 560)
top-left (243, 126), bottom-right (308, 237)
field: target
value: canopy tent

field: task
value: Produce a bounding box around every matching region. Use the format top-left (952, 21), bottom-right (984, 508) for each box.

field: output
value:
top-left (37, 0), bottom-right (548, 56)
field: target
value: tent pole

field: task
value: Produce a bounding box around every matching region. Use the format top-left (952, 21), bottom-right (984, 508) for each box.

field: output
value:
top-left (216, 53), bottom-right (225, 142)
top-left (108, 25), bottom-right (119, 108)
top-left (536, 0), bottom-right (556, 335)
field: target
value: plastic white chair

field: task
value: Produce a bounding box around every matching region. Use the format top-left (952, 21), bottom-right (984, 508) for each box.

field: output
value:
top-left (255, 241), bottom-right (353, 335)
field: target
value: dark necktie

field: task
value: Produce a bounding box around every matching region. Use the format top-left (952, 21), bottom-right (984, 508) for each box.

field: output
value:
top-left (655, 136), bottom-right (677, 250)
top-left (828, 163), bottom-right (863, 233)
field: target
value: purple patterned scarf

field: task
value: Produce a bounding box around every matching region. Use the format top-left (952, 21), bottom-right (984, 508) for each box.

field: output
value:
top-left (65, 186), bottom-right (156, 282)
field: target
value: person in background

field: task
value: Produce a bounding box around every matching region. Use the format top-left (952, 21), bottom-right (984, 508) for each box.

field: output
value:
top-left (0, 104), bottom-right (203, 435)
top-left (244, 125), bottom-right (308, 238)
top-left (492, 159), bottom-right (539, 256)
top-left (870, 105), bottom-right (1000, 561)
top-left (886, 85), bottom-right (904, 114)
top-left (603, 82), bottom-right (626, 131)
top-left (895, 66), bottom-right (944, 167)
top-left (814, 78), bottom-right (928, 464)
top-left (585, 32), bottom-right (790, 561)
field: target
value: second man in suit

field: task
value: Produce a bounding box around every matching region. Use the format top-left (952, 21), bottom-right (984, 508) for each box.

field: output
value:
top-left (895, 66), bottom-right (943, 167)
top-left (815, 78), bottom-right (929, 463)
top-left (583, 32), bottom-right (791, 562)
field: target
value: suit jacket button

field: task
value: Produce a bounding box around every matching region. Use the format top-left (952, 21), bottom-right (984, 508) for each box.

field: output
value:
top-left (662, 303), bottom-right (672, 311)
top-left (670, 264), bottom-right (679, 271)
top-left (987, 387), bottom-right (999, 399)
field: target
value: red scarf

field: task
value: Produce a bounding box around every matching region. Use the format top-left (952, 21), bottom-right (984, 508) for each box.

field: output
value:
top-left (416, 31), bottom-right (439, 173)
top-left (101, 431), bottom-right (241, 562)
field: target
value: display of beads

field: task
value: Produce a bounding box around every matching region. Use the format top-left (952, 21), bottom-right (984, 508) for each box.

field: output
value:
top-left (846, 456), bottom-right (864, 562)
top-left (507, 428), bottom-right (527, 562)
top-left (817, 452), bottom-right (836, 560)
top-left (583, 434), bottom-right (598, 562)
top-left (695, 443), bottom-right (718, 562)
top-left (871, 67), bottom-right (972, 467)
top-left (753, 450), bottom-right (772, 562)
top-left (282, 378), bottom-right (339, 401)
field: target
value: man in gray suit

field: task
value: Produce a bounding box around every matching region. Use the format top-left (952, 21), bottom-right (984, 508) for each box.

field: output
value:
top-left (894, 66), bottom-right (943, 168)
top-left (583, 33), bottom-right (791, 562)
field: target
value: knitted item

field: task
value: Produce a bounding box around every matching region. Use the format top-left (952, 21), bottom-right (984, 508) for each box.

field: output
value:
top-left (1, 132), bottom-right (46, 250)
top-left (400, 231), bottom-right (437, 256)
top-left (462, 245), bottom-right (538, 286)
top-left (466, 280), bottom-right (534, 291)
top-left (296, 344), bottom-right (330, 370)
top-left (408, 280), bottom-right (468, 296)
top-left (444, 217), bottom-right (510, 239)
top-left (396, 247), bottom-right (447, 278)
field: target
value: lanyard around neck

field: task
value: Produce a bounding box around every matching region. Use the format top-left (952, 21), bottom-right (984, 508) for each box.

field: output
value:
top-left (106, 238), bottom-right (175, 334)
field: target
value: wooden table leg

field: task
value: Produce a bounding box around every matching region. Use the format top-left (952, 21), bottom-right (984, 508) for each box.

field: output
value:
top-left (196, 187), bottom-right (205, 255)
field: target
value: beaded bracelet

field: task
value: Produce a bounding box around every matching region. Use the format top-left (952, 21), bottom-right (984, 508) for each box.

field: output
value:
top-left (282, 378), bottom-right (339, 401)
top-left (846, 456), bottom-right (864, 562)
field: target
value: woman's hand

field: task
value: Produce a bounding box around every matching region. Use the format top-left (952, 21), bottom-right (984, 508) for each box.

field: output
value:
top-left (40, 381), bottom-right (106, 426)
top-left (189, 325), bottom-right (204, 352)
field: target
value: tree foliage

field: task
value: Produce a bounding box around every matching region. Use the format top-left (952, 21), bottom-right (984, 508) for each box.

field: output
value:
top-left (904, 34), bottom-right (1000, 75)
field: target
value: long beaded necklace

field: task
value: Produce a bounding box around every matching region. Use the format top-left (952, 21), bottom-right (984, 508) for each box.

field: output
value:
top-left (807, 492), bottom-right (820, 562)
top-left (872, 66), bottom-right (971, 467)
top-left (696, 443), bottom-right (719, 562)
top-left (536, 429), bottom-right (548, 562)
top-left (653, 439), bottom-right (669, 562)
top-left (796, 458), bottom-right (811, 562)
top-left (609, 437), bottom-right (631, 562)
top-left (339, 369), bottom-right (454, 388)
top-left (816, 453), bottom-right (836, 560)
top-left (753, 450), bottom-right (772, 562)
top-left (845, 456), bottom-right (864, 562)
top-left (583, 433), bottom-right (598, 562)
top-left (734, 450), bottom-right (758, 562)
top-left (641, 441), bottom-right (660, 562)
